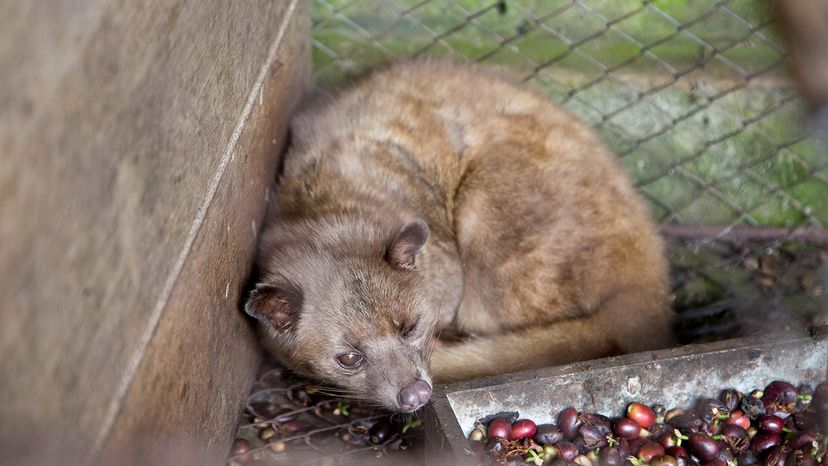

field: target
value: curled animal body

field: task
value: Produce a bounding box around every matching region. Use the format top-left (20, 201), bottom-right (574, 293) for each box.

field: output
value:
top-left (245, 60), bottom-right (672, 412)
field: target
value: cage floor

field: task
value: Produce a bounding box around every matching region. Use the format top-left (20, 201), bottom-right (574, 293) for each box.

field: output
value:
top-left (225, 231), bottom-right (826, 466)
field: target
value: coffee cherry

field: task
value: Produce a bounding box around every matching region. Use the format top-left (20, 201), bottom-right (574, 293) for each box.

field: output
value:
top-left (758, 415), bottom-right (785, 433)
top-left (599, 447), bottom-right (624, 466)
top-left (704, 459), bottom-right (727, 466)
top-left (627, 403), bottom-right (657, 428)
top-left (738, 450), bottom-right (758, 465)
top-left (638, 441), bottom-right (666, 462)
top-left (763, 382), bottom-right (798, 405)
top-left (716, 443), bottom-right (735, 464)
top-left (579, 424), bottom-right (609, 449)
top-left (720, 389), bottom-right (743, 412)
top-left (469, 428), bottom-right (485, 442)
top-left (721, 424), bottom-right (749, 452)
top-left (536, 424), bottom-right (564, 445)
top-left (696, 398), bottom-right (728, 423)
top-left (665, 408), bottom-right (686, 423)
top-left (669, 413), bottom-right (706, 435)
top-left (556, 441), bottom-right (579, 461)
top-left (615, 418), bottom-right (642, 439)
top-left (762, 382), bottom-right (798, 418)
top-left (666, 446), bottom-right (689, 459)
top-left (651, 455), bottom-right (679, 466)
top-left (726, 410), bottom-right (751, 430)
top-left (765, 445), bottom-right (791, 466)
top-left (742, 396), bottom-right (766, 420)
top-left (267, 440), bottom-right (285, 453)
top-left (788, 431), bottom-right (817, 450)
top-left (544, 444), bottom-right (560, 460)
top-left (792, 411), bottom-right (818, 431)
top-left (559, 408), bottom-right (581, 439)
top-left (574, 454), bottom-right (593, 466)
top-left (787, 449), bottom-right (816, 466)
top-left (750, 431), bottom-right (781, 456)
top-left (488, 418), bottom-right (512, 440)
top-left (230, 439), bottom-right (251, 462)
top-left (628, 437), bottom-right (649, 456)
top-left (657, 432), bottom-right (678, 449)
top-left (688, 434), bottom-right (720, 461)
top-left (512, 419), bottom-right (538, 440)
top-left (279, 420), bottom-right (303, 433)
top-left (580, 413), bottom-right (613, 436)
top-left (368, 421), bottom-right (392, 444)
top-left (616, 437), bottom-right (631, 457)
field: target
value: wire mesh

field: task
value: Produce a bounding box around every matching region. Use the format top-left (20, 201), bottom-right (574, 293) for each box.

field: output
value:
top-left (312, 0), bottom-right (828, 231)
top-left (226, 365), bottom-right (425, 466)
top-left (309, 0), bottom-right (828, 338)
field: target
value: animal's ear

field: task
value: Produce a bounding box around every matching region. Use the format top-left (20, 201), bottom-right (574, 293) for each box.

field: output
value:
top-left (386, 219), bottom-right (429, 269)
top-left (245, 282), bottom-right (303, 330)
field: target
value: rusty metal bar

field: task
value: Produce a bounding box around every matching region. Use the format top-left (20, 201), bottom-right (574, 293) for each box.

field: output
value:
top-left (661, 223), bottom-right (828, 246)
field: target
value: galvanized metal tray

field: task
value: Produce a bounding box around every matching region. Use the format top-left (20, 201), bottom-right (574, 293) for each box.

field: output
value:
top-left (424, 327), bottom-right (828, 464)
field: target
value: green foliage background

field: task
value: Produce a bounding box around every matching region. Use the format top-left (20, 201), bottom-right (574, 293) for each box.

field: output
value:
top-left (312, 0), bottom-right (828, 227)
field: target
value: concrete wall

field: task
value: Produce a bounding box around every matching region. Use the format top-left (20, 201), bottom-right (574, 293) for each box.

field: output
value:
top-left (0, 1), bottom-right (310, 464)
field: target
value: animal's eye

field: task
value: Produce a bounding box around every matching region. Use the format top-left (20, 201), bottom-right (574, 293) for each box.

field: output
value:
top-left (336, 351), bottom-right (365, 369)
top-left (401, 321), bottom-right (418, 338)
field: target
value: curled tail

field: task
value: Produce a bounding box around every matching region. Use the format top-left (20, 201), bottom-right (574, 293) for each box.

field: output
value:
top-left (430, 288), bottom-right (673, 383)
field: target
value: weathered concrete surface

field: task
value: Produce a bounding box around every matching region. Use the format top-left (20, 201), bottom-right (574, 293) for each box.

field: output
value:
top-left (0, 1), bottom-right (309, 464)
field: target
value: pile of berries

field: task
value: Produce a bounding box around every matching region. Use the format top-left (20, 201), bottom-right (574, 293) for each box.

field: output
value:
top-left (226, 369), bottom-right (423, 466)
top-left (468, 380), bottom-right (827, 466)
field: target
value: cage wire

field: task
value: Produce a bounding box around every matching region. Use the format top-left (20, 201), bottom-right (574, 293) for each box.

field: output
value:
top-left (227, 363), bottom-right (426, 466)
top-left (310, 0), bottom-right (828, 341)
top-left (227, 1), bottom-right (828, 464)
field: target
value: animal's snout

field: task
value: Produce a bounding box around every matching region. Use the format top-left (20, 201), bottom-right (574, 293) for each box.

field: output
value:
top-left (397, 379), bottom-right (432, 411)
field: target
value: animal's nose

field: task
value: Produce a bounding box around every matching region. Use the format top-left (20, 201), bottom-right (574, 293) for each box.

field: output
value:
top-left (397, 379), bottom-right (432, 411)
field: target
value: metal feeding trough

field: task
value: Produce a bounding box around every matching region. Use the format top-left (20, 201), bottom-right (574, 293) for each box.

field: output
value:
top-left (424, 327), bottom-right (828, 464)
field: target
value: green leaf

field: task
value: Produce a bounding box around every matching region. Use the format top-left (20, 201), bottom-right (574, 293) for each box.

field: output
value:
top-left (402, 418), bottom-right (423, 434)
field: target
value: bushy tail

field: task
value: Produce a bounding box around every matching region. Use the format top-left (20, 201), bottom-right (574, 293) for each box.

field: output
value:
top-left (430, 288), bottom-right (673, 383)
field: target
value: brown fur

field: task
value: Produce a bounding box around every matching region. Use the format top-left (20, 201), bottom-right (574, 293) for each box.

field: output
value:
top-left (246, 59), bottom-right (672, 409)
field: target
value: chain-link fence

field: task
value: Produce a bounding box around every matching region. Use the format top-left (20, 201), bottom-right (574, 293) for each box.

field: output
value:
top-left (227, 363), bottom-right (424, 466)
top-left (310, 0), bottom-right (828, 342)
top-left (313, 0), bottom-right (827, 229)
top-left (313, 0), bottom-right (828, 227)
